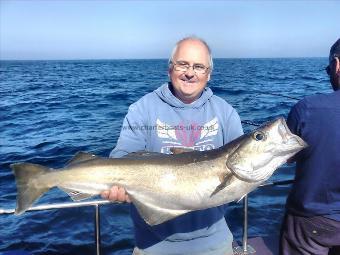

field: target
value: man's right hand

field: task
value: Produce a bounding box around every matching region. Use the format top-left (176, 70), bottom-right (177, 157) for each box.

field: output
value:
top-left (101, 186), bottom-right (131, 203)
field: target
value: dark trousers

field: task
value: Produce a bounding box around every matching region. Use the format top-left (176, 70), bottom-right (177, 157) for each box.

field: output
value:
top-left (280, 213), bottom-right (340, 255)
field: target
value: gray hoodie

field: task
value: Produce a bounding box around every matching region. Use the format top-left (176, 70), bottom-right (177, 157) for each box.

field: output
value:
top-left (110, 82), bottom-right (243, 254)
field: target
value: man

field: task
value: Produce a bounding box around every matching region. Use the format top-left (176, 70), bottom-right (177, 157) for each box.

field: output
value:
top-left (280, 38), bottom-right (340, 255)
top-left (102, 37), bottom-right (243, 255)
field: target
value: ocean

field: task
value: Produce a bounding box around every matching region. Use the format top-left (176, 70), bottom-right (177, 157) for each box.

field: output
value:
top-left (0, 58), bottom-right (332, 254)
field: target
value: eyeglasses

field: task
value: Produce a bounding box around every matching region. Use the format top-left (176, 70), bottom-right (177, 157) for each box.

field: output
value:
top-left (171, 61), bottom-right (210, 74)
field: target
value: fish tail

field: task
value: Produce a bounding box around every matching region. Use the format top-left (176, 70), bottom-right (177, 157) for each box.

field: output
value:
top-left (11, 163), bottom-right (50, 215)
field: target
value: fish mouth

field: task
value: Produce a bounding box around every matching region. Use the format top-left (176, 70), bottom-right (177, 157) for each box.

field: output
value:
top-left (278, 118), bottom-right (308, 148)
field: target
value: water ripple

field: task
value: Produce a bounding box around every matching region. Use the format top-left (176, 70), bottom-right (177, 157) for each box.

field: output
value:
top-left (0, 58), bottom-right (332, 254)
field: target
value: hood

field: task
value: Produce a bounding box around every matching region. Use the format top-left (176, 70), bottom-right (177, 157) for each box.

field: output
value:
top-left (154, 82), bottom-right (213, 109)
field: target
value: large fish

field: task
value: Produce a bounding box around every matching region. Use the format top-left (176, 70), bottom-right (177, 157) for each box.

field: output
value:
top-left (11, 117), bottom-right (306, 225)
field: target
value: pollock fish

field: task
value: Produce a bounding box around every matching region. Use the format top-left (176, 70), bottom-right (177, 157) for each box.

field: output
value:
top-left (11, 117), bottom-right (306, 225)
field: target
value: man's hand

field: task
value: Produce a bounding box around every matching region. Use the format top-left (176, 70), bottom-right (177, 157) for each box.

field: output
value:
top-left (101, 186), bottom-right (131, 203)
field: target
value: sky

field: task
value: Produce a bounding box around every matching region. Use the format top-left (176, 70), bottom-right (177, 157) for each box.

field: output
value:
top-left (0, 0), bottom-right (339, 60)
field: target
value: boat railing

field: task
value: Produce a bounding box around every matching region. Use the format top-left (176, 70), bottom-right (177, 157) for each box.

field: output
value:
top-left (234, 179), bottom-right (294, 254)
top-left (0, 179), bottom-right (294, 255)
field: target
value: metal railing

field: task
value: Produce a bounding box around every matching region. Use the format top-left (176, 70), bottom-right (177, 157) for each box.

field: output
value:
top-left (0, 200), bottom-right (112, 255)
top-left (236, 179), bottom-right (294, 254)
top-left (0, 179), bottom-right (294, 255)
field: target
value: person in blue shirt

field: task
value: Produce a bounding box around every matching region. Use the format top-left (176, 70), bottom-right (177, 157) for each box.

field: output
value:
top-left (101, 37), bottom-right (243, 255)
top-left (280, 38), bottom-right (340, 255)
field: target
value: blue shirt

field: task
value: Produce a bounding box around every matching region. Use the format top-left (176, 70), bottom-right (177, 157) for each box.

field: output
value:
top-left (286, 90), bottom-right (340, 221)
top-left (110, 83), bottom-right (243, 253)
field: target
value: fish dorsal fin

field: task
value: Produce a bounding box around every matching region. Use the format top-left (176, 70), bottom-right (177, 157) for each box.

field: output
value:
top-left (59, 186), bottom-right (94, 201)
top-left (129, 193), bottom-right (190, 226)
top-left (170, 147), bottom-right (195, 154)
top-left (123, 151), bottom-right (164, 159)
top-left (66, 152), bottom-right (98, 166)
top-left (210, 173), bottom-right (235, 197)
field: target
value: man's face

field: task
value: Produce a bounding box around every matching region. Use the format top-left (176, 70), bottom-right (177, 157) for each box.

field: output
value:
top-left (169, 40), bottom-right (211, 104)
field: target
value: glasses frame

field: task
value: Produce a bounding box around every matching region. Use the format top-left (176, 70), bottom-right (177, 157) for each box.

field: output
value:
top-left (170, 61), bottom-right (211, 75)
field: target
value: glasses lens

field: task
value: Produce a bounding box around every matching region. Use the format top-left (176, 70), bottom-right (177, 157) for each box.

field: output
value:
top-left (172, 62), bottom-right (209, 74)
top-left (194, 64), bottom-right (207, 74)
top-left (175, 65), bottom-right (188, 72)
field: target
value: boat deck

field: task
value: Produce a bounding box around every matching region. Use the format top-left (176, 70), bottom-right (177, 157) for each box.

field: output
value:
top-left (233, 236), bottom-right (279, 255)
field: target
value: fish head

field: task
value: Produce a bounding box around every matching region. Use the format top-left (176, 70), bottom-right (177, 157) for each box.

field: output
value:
top-left (226, 117), bottom-right (307, 183)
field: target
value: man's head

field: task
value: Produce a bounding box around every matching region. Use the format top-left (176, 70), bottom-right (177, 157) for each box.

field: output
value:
top-left (168, 37), bottom-right (213, 104)
top-left (326, 38), bottom-right (340, 91)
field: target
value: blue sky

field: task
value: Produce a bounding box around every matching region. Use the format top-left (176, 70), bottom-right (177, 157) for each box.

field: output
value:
top-left (1, 0), bottom-right (339, 60)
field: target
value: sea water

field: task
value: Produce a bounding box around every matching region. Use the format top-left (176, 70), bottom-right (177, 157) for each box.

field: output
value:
top-left (0, 58), bottom-right (331, 254)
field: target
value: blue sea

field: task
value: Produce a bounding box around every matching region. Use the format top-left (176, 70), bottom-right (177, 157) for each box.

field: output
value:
top-left (0, 58), bottom-right (332, 254)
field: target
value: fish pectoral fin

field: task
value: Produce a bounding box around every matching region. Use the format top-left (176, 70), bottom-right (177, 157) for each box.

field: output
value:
top-left (59, 187), bottom-right (94, 201)
top-left (66, 152), bottom-right (99, 167)
top-left (210, 174), bottom-right (235, 197)
top-left (130, 195), bottom-right (190, 226)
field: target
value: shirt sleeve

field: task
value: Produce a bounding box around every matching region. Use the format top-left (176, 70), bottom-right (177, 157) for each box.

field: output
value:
top-left (286, 101), bottom-right (305, 162)
top-left (109, 103), bottom-right (147, 158)
top-left (287, 101), bottom-right (304, 137)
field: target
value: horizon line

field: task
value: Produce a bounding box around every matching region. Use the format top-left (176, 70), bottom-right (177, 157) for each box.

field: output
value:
top-left (0, 56), bottom-right (327, 61)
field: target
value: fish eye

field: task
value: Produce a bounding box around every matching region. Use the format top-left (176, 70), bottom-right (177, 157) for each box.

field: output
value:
top-left (253, 131), bottom-right (266, 141)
